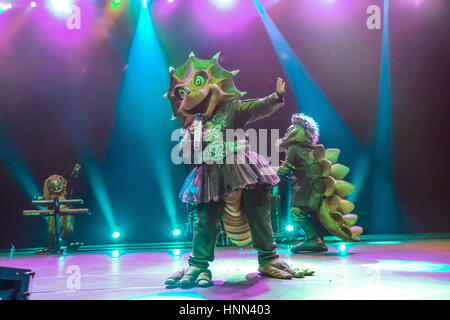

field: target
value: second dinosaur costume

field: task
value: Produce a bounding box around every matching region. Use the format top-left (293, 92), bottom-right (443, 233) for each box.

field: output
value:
top-left (164, 52), bottom-right (313, 288)
top-left (277, 114), bottom-right (363, 252)
top-left (35, 164), bottom-right (83, 254)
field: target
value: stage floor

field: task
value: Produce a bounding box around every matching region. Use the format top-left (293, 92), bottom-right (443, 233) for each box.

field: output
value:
top-left (1, 236), bottom-right (449, 300)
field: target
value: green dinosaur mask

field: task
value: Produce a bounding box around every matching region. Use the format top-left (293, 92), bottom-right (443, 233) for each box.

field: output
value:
top-left (279, 113), bottom-right (320, 150)
top-left (165, 52), bottom-right (246, 128)
top-left (279, 124), bottom-right (307, 150)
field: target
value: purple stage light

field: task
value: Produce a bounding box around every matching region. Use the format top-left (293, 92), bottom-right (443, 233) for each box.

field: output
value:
top-left (192, 1), bottom-right (252, 35)
top-left (50, 0), bottom-right (71, 13)
top-left (1, 3), bottom-right (12, 10)
top-left (28, 0), bottom-right (94, 46)
top-left (211, 0), bottom-right (237, 10)
top-left (154, 0), bottom-right (179, 15)
top-left (191, 0), bottom-right (281, 35)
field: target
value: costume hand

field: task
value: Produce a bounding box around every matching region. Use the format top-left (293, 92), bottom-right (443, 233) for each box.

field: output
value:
top-left (71, 164), bottom-right (81, 178)
top-left (276, 77), bottom-right (286, 100)
top-left (276, 165), bottom-right (290, 176)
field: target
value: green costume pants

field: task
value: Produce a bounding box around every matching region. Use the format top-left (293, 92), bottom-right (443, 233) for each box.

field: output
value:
top-left (188, 187), bottom-right (278, 268)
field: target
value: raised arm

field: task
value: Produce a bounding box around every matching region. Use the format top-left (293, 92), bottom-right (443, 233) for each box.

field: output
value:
top-left (235, 78), bottom-right (286, 124)
top-left (67, 163), bottom-right (82, 198)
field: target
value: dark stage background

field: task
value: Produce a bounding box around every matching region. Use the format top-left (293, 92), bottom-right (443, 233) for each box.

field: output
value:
top-left (0, 0), bottom-right (449, 249)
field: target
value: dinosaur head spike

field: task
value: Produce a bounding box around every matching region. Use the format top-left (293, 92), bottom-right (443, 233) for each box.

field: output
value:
top-left (240, 91), bottom-right (247, 97)
top-left (167, 52), bottom-right (244, 126)
top-left (212, 52), bottom-right (221, 61)
top-left (163, 93), bottom-right (168, 98)
top-left (169, 66), bottom-right (175, 74)
top-left (230, 70), bottom-right (240, 76)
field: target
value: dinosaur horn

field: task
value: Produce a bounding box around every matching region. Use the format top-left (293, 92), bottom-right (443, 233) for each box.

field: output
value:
top-left (212, 52), bottom-right (221, 60)
top-left (189, 52), bottom-right (195, 59)
top-left (230, 70), bottom-right (240, 76)
top-left (169, 66), bottom-right (175, 73)
top-left (163, 93), bottom-right (168, 98)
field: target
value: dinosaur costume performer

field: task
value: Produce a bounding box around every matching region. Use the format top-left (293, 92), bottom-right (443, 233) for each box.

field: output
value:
top-left (164, 52), bottom-right (313, 288)
top-left (277, 114), bottom-right (363, 252)
top-left (35, 164), bottom-right (83, 254)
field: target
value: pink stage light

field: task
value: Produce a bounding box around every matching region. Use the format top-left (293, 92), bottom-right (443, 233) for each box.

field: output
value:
top-left (193, 0), bottom-right (279, 35)
top-left (154, 0), bottom-right (179, 15)
top-left (50, 0), bottom-right (71, 13)
top-left (0, 3), bottom-right (12, 11)
top-left (211, 0), bottom-right (237, 10)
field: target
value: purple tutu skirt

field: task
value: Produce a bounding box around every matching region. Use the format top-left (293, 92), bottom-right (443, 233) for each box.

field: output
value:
top-left (179, 149), bottom-right (279, 204)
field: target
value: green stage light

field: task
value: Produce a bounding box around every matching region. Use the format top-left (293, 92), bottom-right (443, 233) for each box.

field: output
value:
top-left (109, 6), bottom-right (182, 236)
top-left (370, 0), bottom-right (399, 233)
top-left (110, 0), bottom-right (122, 11)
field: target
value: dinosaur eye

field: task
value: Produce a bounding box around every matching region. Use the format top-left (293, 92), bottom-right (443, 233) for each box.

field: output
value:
top-left (174, 87), bottom-right (188, 101)
top-left (193, 75), bottom-right (206, 87)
